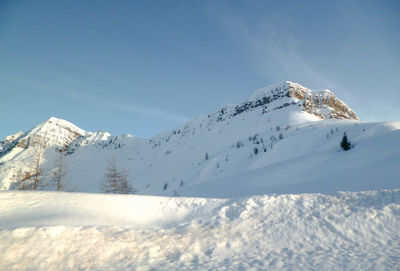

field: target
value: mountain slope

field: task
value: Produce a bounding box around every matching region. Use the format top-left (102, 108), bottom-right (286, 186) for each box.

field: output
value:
top-left (0, 82), bottom-right (399, 197)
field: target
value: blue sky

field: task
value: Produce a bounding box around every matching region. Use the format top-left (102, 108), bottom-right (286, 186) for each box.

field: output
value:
top-left (1, 0), bottom-right (399, 139)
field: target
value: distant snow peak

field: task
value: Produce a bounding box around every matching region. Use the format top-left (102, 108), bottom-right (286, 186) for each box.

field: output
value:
top-left (41, 117), bottom-right (85, 134)
top-left (0, 116), bottom-right (87, 159)
top-left (37, 117), bottom-right (86, 138)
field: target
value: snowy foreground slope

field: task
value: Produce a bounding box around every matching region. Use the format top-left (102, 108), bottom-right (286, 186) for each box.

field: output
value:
top-left (1, 190), bottom-right (400, 270)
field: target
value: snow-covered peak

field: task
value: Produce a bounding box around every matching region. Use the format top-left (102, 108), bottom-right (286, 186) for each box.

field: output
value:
top-left (236, 81), bottom-right (358, 120)
top-left (35, 117), bottom-right (87, 136)
top-left (17, 117), bottom-right (87, 148)
top-left (247, 81), bottom-right (295, 102)
top-left (0, 117), bottom-right (89, 161)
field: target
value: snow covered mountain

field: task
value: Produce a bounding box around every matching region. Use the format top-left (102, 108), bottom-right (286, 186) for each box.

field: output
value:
top-left (1, 81), bottom-right (399, 197)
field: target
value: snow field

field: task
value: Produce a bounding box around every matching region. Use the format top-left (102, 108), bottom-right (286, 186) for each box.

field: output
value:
top-left (1, 190), bottom-right (400, 270)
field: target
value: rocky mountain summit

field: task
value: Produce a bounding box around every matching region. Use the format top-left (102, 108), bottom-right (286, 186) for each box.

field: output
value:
top-left (233, 81), bottom-right (358, 120)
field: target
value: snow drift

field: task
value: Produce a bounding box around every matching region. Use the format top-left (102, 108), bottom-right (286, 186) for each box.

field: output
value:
top-left (1, 189), bottom-right (400, 270)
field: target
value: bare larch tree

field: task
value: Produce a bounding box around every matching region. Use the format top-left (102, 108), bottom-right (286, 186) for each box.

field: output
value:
top-left (26, 132), bottom-right (48, 190)
top-left (103, 158), bottom-right (133, 194)
top-left (53, 147), bottom-right (67, 191)
top-left (15, 168), bottom-right (32, 190)
top-left (52, 129), bottom-right (70, 191)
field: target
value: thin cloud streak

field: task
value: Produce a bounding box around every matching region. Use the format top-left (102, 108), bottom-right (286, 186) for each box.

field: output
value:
top-left (15, 77), bottom-right (190, 124)
top-left (87, 94), bottom-right (190, 124)
top-left (209, 7), bottom-right (351, 97)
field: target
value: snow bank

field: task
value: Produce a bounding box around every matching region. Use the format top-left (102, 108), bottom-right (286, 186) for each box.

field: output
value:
top-left (1, 190), bottom-right (399, 270)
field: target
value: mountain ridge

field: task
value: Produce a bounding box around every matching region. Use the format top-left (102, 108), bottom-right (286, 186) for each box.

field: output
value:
top-left (1, 81), bottom-right (357, 144)
top-left (0, 82), bottom-right (399, 197)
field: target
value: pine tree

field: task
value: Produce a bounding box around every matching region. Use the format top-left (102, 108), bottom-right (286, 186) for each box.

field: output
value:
top-left (340, 132), bottom-right (351, 151)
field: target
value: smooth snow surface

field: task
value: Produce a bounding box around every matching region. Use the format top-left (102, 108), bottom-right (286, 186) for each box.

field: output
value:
top-left (1, 190), bottom-right (400, 270)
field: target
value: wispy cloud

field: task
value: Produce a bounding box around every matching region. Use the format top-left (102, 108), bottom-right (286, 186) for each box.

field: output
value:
top-left (207, 6), bottom-right (348, 95)
top-left (73, 91), bottom-right (190, 124)
top-left (15, 76), bottom-right (190, 124)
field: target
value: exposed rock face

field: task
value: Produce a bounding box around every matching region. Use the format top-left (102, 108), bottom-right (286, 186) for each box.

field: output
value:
top-left (287, 82), bottom-right (359, 120)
